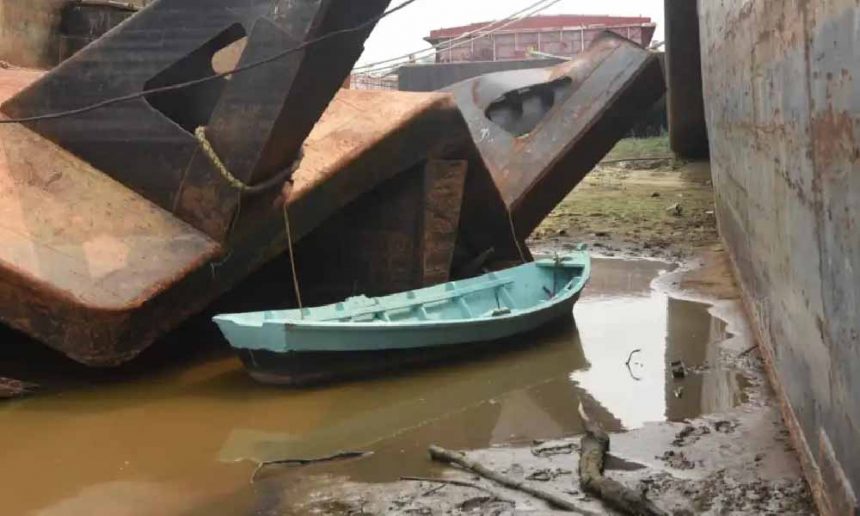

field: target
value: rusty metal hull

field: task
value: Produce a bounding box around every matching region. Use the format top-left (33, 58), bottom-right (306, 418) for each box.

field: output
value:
top-left (698, 1), bottom-right (860, 513)
top-left (0, 72), bottom-right (476, 366)
top-left (448, 32), bottom-right (665, 239)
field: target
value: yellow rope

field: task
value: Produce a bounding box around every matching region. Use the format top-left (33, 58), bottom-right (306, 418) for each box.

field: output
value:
top-left (194, 126), bottom-right (253, 191)
top-left (283, 202), bottom-right (304, 311)
top-left (195, 126), bottom-right (304, 194)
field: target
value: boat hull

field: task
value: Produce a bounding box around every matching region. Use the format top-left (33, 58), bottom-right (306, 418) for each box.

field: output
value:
top-left (236, 297), bottom-right (578, 386)
top-left (215, 252), bottom-right (590, 385)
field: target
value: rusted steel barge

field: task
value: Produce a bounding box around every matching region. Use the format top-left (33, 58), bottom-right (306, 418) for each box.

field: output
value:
top-left (0, 12), bottom-right (663, 367)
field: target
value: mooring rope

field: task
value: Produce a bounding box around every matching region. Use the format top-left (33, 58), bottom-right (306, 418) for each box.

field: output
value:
top-left (506, 209), bottom-right (529, 264)
top-left (194, 126), bottom-right (302, 194)
top-left (283, 202), bottom-right (304, 312)
top-left (194, 125), bottom-right (304, 311)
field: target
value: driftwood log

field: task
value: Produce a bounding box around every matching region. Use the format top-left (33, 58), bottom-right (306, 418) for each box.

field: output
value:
top-left (429, 444), bottom-right (597, 514)
top-left (578, 404), bottom-right (668, 516)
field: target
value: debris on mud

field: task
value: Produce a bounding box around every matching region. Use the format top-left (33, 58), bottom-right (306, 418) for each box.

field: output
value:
top-left (428, 444), bottom-right (588, 513)
top-left (579, 403), bottom-right (668, 516)
top-left (532, 442), bottom-right (577, 458)
top-left (0, 376), bottom-right (37, 399)
top-left (670, 360), bottom-right (687, 379)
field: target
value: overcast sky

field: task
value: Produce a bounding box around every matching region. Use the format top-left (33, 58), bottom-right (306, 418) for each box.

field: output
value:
top-left (358, 0), bottom-right (664, 67)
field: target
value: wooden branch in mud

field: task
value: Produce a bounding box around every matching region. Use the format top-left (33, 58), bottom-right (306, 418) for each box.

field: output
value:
top-left (251, 451), bottom-right (371, 483)
top-left (428, 445), bottom-right (597, 514)
top-left (578, 404), bottom-right (668, 516)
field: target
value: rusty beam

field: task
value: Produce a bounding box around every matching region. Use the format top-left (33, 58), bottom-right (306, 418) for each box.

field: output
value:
top-left (448, 32), bottom-right (665, 239)
top-left (421, 160), bottom-right (468, 286)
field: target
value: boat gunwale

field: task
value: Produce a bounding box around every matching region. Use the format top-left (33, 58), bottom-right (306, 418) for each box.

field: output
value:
top-left (215, 254), bottom-right (591, 331)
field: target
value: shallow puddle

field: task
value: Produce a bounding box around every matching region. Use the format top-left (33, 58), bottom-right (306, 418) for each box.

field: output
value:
top-left (0, 258), bottom-right (748, 515)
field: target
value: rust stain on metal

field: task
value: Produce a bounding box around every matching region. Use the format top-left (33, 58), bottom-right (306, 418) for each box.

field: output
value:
top-left (811, 108), bottom-right (856, 173)
top-left (284, 89), bottom-right (470, 242)
top-left (420, 160), bottom-right (468, 286)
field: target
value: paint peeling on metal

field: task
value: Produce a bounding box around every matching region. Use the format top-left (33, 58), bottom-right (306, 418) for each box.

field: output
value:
top-left (698, 0), bottom-right (860, 512)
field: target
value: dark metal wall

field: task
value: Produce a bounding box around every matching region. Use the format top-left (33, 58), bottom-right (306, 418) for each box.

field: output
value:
top-left (58, 1), bottom-right (139, 62)
top-left (699, 1), bottom-right (860, 513)
top-left (398, 58), bottom-right (562, 92)
top-left (0, 0), bottom-right (147, 68)
top-left (664, 0), bottom-right (709, 159)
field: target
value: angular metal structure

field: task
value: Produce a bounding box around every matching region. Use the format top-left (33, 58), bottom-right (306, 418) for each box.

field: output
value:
top-left (0, 72), bottom-right (477, 365)
top-left (296, 160), bottom-right (468, 302)
top-left (0, 0), bottom-right (492, 366)
top-left (2, 0), bottom-right (390, 241)
top-left (448, 32), bottom-right (666, 239)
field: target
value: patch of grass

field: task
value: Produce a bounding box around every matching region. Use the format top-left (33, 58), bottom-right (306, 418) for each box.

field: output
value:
top-left (605, 135), bottom-right (671, 161)
top-left (530, 162), bottom-right (718, 258)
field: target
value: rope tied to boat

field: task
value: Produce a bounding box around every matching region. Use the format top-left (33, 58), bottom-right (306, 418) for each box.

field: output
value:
top-left (282, 198), bottom-right (304, 313)
top-left (195, 125), bottom-right (305, 312)
top-left (194, 126), bottom-right (303, 194)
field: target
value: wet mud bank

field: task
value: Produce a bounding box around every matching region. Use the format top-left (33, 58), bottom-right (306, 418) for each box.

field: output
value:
top-left (279, 253), bottom-right (815, 515)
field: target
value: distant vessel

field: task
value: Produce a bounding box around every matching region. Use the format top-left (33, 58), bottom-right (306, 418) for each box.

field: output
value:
top-left (214, 251), bottom-right (590, 385)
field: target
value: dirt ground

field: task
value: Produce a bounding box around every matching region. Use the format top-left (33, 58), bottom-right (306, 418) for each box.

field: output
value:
top-left (283, 252), bottom-right (814, 515)
top-left (274, 138), bottom-right (815, 515)
top-left (529, 136), bottom-right (720, 261)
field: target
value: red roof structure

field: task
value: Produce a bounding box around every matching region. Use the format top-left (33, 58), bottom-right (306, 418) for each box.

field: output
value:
top-left (427, 14), bottom-right (654, 42)
top-left (425, 14), bottom-right (657, 63)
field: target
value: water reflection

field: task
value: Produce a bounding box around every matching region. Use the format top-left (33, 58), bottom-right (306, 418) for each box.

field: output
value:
top-left (571, 259), bottom-right (746, 429)
top-left (0, 258), bottom-right (748, 515)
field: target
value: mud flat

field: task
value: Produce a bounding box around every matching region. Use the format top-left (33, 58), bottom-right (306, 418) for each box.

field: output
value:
top-left (276, 252), bottom-right (815, 515)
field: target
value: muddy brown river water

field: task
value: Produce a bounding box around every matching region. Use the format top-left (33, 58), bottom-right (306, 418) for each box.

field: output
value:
top-left (0, 259), bottom-right (749, 515)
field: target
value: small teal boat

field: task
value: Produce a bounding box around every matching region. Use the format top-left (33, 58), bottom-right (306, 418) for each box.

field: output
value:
top-left (214, 251), bottom-right (590, 385)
